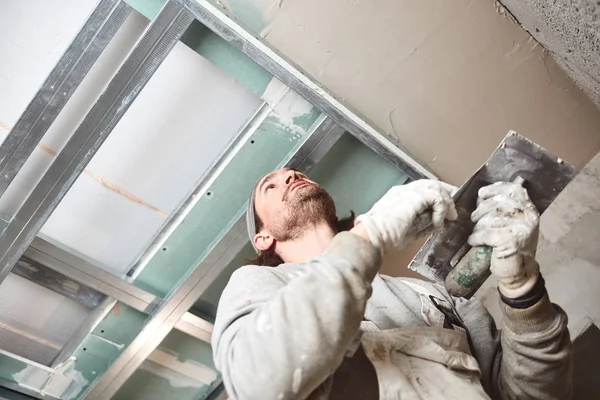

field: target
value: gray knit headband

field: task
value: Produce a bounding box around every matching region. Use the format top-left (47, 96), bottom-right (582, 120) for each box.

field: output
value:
top-left (246, 182), bottom-right (259, 253)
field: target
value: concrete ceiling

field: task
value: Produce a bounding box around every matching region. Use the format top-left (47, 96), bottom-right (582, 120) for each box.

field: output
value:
top-left (499, 0), bottom-right (600, 108)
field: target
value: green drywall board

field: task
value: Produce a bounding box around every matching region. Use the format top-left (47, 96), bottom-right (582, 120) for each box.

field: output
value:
top-left (0, 355), bottom-right (30, 382)
top-left (113, 330), bottom-right (217, 400)
top-left (192, 242), bottom-right (255, 320)
top-left (70, 335), bottom-right (123, 398)
top-left (133, 93), bottom-right (321, 297)
top-left (180, 22), bottom-right (272, 98)
top-left (125, 0), bottom-right (272, 98)
top-left (124, 0), bottom-right (165, 20)
top-left (91, 303), bottom-right (147, 347)
top-left (205, 0), bottom-right (271, 34)
top-left (112, 368), bottom-right (214, 400)
top-left (50, 304), bottom-right (146, 399)
top-left (308, 133), bottom-right (410, 215)
top-left (159, 330), bottom-right (216, 369)
top-left (192, 133), bottom-right (410, 318)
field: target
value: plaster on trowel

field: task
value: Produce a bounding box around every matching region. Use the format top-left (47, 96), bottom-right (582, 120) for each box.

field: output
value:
top-left (409, 131), bottom-right (577, 298)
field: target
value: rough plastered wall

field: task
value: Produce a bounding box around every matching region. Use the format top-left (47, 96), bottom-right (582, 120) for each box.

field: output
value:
top-left (477, 151), bottom-right (600, 338)
top-left (218, 0), bottom-right (600, 186)
top-left (498, 0), bottom-right (600, 107)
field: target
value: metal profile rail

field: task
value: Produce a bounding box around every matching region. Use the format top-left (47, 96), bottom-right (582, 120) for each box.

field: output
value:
top-left (25, 237), bottom-right (213, 340)
top-left (51, 298), bottom-right (118, 368)
top-left (26, 237), bottom-right (160, 314)
top-left (13, 255), bottom-right (106, 310)
top-left (177, 0), bottom-right (434, 181)
top-left (0, 0), bottom-right (132, 198)
top-left (127, 100), bottom-right (273, 280)
top-left (83, 116), bottom-right (345, 399)
top-left (0, 1), bottom-right (195, 286)
top-left (0, 378), bottom-right (61, 400)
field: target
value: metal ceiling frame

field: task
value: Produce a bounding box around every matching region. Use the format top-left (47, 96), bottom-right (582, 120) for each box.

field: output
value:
top-left (125, 99), bottom-right (274, 280)
top-left (0, 0), bottom-right (432, 398)
top-left (0, 0), bottom-right (194, 286)
top-left (0, 0), bottom-right (210, 395)
top-left (176, 0), bottom-right (435, 182)
top-left (83, 112), bottom-right (346, 400)
top-left (0, 0), bottom-right (131, 199)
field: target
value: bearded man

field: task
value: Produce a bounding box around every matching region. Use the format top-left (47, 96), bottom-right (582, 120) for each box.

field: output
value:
top-left (211, 168), bottom-right (572, 400)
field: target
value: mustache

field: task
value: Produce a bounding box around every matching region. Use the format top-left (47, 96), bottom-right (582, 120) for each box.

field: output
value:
top-left (283, 180), bottom-right (312, 202)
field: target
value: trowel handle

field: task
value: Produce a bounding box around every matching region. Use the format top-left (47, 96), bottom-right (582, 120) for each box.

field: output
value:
top-left (444, 176), bottom-right (525, 298)
top-left (445, 247), bottom-right (493, 298)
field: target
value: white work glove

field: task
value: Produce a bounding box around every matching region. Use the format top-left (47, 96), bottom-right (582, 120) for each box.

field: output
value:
top-left (355, 180), bottom-right (458, 255)
top-left (468, 182), bottom-right (540, 299)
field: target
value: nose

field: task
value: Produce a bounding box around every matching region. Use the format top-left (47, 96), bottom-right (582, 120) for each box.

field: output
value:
top-left (283, 169), bottom-right (297, 186)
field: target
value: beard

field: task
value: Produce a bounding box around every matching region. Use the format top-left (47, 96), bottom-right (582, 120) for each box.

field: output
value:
top-left (268, 184), bottom-right (337, 242)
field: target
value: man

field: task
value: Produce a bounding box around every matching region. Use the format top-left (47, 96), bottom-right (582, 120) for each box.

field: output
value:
top-left (212, 168), bottom-right (572, 399)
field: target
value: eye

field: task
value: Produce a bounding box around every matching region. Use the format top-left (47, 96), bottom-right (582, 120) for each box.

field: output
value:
top-left (266, 183), bottom-right (275, 192)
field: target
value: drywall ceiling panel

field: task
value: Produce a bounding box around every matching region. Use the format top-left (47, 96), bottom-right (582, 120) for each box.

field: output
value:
top-left (0, 11), bottom-right (149, 218)
top-left (0, 273), bottom-right (90, 366)
top-left (0, 0), bottom-right (98, 129)
top-left (41, 41), bottom-right (262, 276)
top-left (80, 42), bottom-right (262, 215)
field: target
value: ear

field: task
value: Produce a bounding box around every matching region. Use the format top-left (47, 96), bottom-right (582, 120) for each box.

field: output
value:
top-left (254, 231), bottom-right (275, 252)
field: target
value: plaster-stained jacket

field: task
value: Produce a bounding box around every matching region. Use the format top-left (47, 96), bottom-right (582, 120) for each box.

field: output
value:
top-left (212, 232), bottom-right (572, 399)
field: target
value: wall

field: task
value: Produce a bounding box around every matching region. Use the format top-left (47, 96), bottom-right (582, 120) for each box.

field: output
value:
top-left (217, 0), bottom-right (600, 186)
top-left (498, 0), bottom-right (600, 107)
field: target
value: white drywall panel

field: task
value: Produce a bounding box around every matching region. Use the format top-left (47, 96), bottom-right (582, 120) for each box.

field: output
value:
top-left (80, 42), bottom-right (262, 215)
top-left (0, 9), bottom-right (149, 216)
top-left (0, 0), bottom-right (99, 129)
top-left (41, 41), bottom-right (261, 275)
top-left (0, 273), bottom-right (90, 365)
top-left (1, 0), bottom-right (262, 275)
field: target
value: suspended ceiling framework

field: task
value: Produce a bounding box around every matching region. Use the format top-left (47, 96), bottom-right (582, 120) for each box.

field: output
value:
top-left (0, 0), bottom-right (434, 398)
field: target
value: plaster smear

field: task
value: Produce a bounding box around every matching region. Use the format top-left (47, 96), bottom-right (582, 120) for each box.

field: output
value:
top-left (13, 365), bottom-right (51, 391)
top-left (262, 77), bottom-right (289, 106)
top-left (42, 359), bottom-right (89, 400)
top-left (243, 0), bottom-right (600, 186)
top-left (218, 0), bottom-right (283, 33)
top-left (266, 90), bottom-right (319, 140)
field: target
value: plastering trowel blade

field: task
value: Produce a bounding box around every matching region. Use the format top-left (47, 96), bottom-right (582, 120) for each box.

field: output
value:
top-left (408, 131), bottom-right (577, 289)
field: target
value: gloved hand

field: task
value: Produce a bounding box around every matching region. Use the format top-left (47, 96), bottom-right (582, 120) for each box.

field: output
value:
top-left (355, 179), bottom-right (458, 255)
top-left (468, 182), bottom-right (540, 299)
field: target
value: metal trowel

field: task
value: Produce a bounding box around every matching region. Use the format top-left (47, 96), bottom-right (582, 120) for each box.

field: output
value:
top-left (408, 131), bottom-right (577, 298)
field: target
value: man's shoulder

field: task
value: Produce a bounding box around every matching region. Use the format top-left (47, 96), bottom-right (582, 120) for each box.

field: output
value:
top-left (230, 263), bottom-right (278, 281)
top-left (227, 263), bottom-right (290, 290)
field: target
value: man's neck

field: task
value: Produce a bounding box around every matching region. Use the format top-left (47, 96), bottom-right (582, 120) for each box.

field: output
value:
top-left (276, 221), bottom-right (336, 264)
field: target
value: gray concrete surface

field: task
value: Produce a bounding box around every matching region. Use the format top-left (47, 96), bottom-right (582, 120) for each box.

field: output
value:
top-left (499, 0), bottom-right (600, 107)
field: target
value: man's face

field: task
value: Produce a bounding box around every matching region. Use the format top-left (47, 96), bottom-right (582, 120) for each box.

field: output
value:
top-left (253, 168), bottom-right (336, 251)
